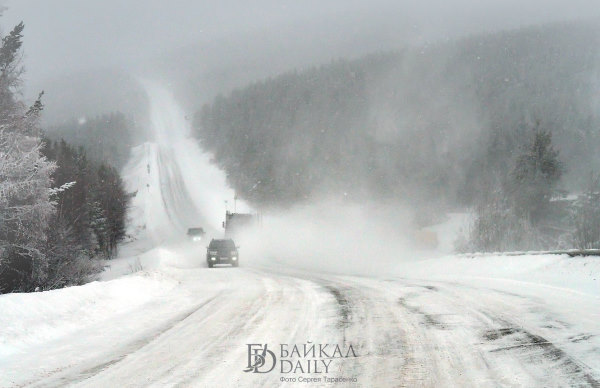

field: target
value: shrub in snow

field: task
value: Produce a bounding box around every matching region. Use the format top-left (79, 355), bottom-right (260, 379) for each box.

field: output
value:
top-left (572, 174), bottom-right (600, 249)
top-left (463, 197), bottom-right (542, 252)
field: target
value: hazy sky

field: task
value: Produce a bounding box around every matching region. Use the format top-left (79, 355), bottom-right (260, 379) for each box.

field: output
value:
top-left (2, 0), bottom-right (598, 96)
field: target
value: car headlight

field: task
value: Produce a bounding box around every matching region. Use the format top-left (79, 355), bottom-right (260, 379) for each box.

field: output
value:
top-left (231, 256), bottom-right (237, 261)
top-left (211, 257), bottom-right (216, 261)
top-left (193, 236), bottom-right (202, 241)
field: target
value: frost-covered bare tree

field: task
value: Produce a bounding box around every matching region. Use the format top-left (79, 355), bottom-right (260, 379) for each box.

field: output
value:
top-left (0, 22), bottom-right (56, 292)
top-left (459, 183), bottom-right (542, 253)
top-left (572, 174), bottom-right (600, 249)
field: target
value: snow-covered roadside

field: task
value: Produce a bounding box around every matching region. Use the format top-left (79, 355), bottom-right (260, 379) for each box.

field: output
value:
top-left (0, 269), bottom-right (179, 359)
top-left (100, 241), bottom-right (207, 281)
top-left (0, 236), bottom-right (218, 364)
top-left (397, 253), bottom-right (600, 296)
top-left (0, 251), bottom-right (234, 387)
top-left (392, 209), bottom-right (599, 298)
top-left (0, 271), bottom-right (188, 387)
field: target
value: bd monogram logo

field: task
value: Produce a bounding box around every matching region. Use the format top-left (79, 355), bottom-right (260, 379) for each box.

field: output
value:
top-left (243, 342), bottom-right (358, 375)
top-left (244, 344), bottom-right (277, 373)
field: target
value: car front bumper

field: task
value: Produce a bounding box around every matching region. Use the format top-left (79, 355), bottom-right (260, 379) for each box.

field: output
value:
top-left (207, 257), bottom-right (237, 264)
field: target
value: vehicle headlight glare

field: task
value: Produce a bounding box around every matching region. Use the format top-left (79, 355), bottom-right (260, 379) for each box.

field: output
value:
top-left (232, 257), bottom-right (237, 261)
top-left (211, 257), bottom-right (216, 261)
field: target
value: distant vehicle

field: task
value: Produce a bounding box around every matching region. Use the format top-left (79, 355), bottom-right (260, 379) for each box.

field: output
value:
top-left (187, 227), bottom-right (205, 242)
top-left (206, 238), bottom-right (239, 268)
top-left (223, 211), bottom-right (259, 237)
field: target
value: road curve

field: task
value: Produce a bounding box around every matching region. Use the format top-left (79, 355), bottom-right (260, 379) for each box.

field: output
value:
top-left (10, 264), bottom-right (597, 388)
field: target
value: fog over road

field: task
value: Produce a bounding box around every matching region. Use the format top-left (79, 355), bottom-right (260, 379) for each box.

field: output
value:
top-left (1, 84), bottom-right (598, 388)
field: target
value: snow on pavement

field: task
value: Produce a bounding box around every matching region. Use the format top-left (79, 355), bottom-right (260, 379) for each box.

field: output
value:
top-left (2, 250), bottom-right (599, 387)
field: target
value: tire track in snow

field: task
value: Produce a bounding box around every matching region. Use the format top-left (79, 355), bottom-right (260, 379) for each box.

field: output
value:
top-left (155, 147), bottom-right (213, 237)
top-left (390, 278), bottom-right (600, 387)
top-left (78, 281), bottom-right (271, 387)
top-left (479, 313), bottom-right (600, 387)
top-left (312, 279), bottom-right (410, 387)
top-left (186, 272), bottom-right (338, 388)
top-left (23, 296), bottom-right (218, 388)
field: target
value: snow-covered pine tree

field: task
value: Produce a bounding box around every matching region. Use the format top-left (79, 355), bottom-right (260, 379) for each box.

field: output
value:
top-left (508, 125), bottom-right (563, 225)
top-left (0, 22), bottom-right (56, 292)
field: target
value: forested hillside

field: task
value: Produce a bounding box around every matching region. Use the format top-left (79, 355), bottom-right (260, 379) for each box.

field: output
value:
top-left (195, 22), bottom-right (600, 211)
top-left (42, 140), bottom-right (128, 259)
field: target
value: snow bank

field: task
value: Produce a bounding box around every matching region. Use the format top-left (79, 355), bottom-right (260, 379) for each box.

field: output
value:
top-left (390, 211), bottom-right (599, 296)
top-left (397, 254), bottom-right (600, 296)
top-left (0, 271), bottom-right (178, 358)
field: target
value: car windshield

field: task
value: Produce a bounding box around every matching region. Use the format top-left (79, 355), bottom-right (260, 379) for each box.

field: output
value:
top-left (209, 240), bottom-right (235, 250)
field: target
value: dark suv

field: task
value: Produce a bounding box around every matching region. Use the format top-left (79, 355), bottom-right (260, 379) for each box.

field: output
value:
top-left (206, 239), bottom-right (239, 268)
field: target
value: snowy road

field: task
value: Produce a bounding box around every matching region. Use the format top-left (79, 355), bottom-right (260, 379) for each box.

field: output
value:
top-left (2, 263), bottom-right (599, 387)
top-left (1, 83), bottom-right (598, 387)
